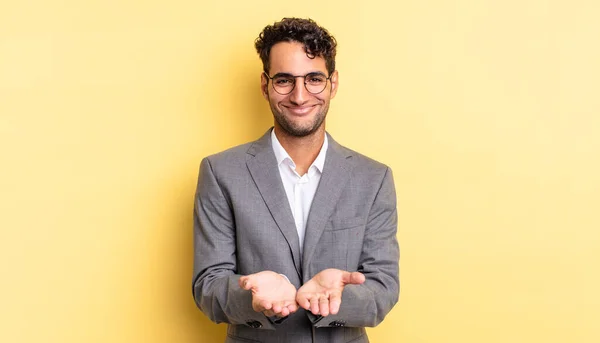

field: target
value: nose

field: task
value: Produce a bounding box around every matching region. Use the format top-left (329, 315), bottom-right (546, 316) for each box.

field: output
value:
top-left (288, 77), bottom-right (309, 105)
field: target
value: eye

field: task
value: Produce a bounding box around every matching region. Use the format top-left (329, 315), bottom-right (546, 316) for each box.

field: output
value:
top-left (306, 74), bottom-right (326, 84)
top-left (274, 77), bottom-right (293, 85)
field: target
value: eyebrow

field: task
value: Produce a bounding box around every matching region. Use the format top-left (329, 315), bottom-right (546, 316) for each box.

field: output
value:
top-left (271, 71), bottom-right (328, 78)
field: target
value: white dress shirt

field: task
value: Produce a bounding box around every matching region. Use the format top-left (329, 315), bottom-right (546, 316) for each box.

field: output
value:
top-left (271, 129), bottom-right (328, 255)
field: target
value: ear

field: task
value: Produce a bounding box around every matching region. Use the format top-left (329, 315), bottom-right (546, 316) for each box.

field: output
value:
top-left (260, 72), bottom-right (269, 100)
top-left (329, 70), bottom-right (339, 99)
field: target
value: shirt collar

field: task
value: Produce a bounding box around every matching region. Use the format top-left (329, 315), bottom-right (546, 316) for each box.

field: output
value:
top-left (271, 129), bottom-right (328, 173)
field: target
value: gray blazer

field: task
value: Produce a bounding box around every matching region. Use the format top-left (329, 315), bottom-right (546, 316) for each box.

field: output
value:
top-left (193, 129), bottom-right (399, 343)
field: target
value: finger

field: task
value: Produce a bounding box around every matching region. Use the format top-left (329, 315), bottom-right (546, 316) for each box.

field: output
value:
top-left (341, 271), bottom-right (365, 285)
top-left (272, 302), bottom-right (283, 314)
top-left (263, 309), bottom-right (276, 317)
top-left (329, 292), bottom-right (342, 315)
top-left (240, 277), bottom-right (254, 290)
top-left (350, 272), bottom-right (366, 284)
top-left (310, 296), bottom-right (320, 315)
top-left (280, 307), bottom-right (290, 317)
top-left (239, 277), bottom-right (248, 289)
top-left (287, 302), bottom-right (298, 314)
top-left (252, 300), bottom-right (266, 312)
top-left (296, 294), bottom-right (311, 310)
top-left (259, 300), bottom-right (272, 311)
top-left (319, 296), bottom-right (330, 317)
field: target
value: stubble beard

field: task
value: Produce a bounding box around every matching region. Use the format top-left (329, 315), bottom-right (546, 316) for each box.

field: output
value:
top-left (270, 101), bottom-right (329, 138)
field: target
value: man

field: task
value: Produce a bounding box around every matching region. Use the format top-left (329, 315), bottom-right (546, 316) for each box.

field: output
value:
top-left (193, 17), bottom-right (399, 343)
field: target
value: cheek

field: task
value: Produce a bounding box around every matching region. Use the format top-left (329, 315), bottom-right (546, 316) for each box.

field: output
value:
top-left (313, 91), bottom-right (330, 103)
top-left (269, 95), bottom-right (287, 106)
top-left (314, 96), bottom-right (328, 105)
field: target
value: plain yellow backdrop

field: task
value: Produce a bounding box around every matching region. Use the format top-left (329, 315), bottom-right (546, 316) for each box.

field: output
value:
top-left (1, 0), bottom-right (598, 342)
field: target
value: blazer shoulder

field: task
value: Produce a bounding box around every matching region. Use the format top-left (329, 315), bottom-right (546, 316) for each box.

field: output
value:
top-left (337, 143), bottom-right (391, 174)
top-left (201, 141), bottom-right (254, 168)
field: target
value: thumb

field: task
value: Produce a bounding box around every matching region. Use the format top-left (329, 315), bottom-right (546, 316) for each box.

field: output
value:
top-left (239, 276), bottom-right (251, 290)
top-left (341, 271), bottom-right (365, 285)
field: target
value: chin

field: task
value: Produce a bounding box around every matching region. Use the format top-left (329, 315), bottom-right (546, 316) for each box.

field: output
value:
top-left (285, 120), bottom-right (325, 137)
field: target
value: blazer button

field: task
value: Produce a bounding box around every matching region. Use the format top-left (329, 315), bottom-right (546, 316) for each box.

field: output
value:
top-left (329, 320), bottom-right (345, 327)
top-left (246, 320), bottom-right (262, 329)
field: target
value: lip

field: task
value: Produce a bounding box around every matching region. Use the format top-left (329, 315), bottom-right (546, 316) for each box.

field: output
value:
top-left (284, 105), bottom-right (316, 116)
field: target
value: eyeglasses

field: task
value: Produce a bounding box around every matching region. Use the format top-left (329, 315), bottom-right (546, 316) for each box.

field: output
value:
top-left (264, 72), bottom-right (332, 95)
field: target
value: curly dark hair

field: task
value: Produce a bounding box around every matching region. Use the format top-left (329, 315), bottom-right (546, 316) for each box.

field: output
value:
top-left (255, 17), bottom-right (337, 75)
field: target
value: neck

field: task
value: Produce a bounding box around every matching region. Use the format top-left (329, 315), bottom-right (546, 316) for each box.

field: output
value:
top-left (274, 125), bottom-right (325, 176)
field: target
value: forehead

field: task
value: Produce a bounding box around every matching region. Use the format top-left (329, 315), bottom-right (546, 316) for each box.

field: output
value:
top-left (268, 41), bottom-right (327, 75)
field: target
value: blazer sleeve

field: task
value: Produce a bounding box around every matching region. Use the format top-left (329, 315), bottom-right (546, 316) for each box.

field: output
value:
top-left (310, 166), bottom-right (400, 328)
top-left (192, 157), bottom-right (276, 330)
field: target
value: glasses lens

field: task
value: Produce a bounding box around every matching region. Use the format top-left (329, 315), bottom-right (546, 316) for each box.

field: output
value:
top-left (272, 76), bottom-right (295, 94)
top-left (305, 73), bottom-right (327, 94)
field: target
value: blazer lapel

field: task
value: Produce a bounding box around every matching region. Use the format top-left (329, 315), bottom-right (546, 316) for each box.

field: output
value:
top-left (246, 130), bottom-right (302, 278)
top-left (302, 134), bottom-right (353, 278)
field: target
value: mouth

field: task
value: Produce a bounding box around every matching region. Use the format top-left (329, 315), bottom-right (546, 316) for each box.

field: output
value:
top-left (285, 105), bottom-right (316, 116)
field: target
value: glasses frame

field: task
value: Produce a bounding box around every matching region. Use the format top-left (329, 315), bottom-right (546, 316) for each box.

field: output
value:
top-left (264, 72), bottom-right (332, 95)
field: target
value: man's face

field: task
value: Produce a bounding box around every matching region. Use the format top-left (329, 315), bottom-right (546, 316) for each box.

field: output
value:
top-left (261, 41), bottom-right (338, 137)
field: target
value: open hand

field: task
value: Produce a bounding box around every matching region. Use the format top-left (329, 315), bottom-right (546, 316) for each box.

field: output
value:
top-left (239, 271), bottom-right (298, 317)
top-left (296, 268), bottom-right (365, 316)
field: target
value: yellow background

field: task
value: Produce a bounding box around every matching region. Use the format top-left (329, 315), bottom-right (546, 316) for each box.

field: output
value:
top-left (1, 0), bottom-right (598, 342)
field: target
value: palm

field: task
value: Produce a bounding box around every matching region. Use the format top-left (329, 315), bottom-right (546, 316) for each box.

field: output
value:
top-left (299, 270), bottom-right (344, 296)
top-left (250, 274), bottom-right (295, 310)
top-left (239, 271), bottom-right (298, 316)
top-left (296, 268), bottom-right (365, 316)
